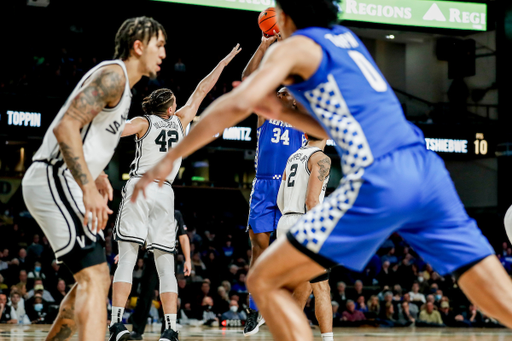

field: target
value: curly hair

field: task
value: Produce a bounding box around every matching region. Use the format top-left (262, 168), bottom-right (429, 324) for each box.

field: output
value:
top-left (114, 16), bottom-right (167, 60)
top-left (142, 88), bottom-right (175, 115)
top-left (276, 0), bottom-right (341, 29)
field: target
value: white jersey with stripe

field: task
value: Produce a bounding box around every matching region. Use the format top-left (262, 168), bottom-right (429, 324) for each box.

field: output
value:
top-left (129, 114), bottom-right (184, 184)
top-left (278, 146), bottom-right (329, 215)
top-left (26, 60), bottom-right (131, 185)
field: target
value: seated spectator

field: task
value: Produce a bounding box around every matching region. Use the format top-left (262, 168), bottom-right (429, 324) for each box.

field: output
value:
top-left (0, 251), bottom-right (9, 272)
top-left (420, 294), bottom-right (436, 311)
top-left (417, 302), bottom-right (444, 327)
top-left (0, 293), bottom-right (17, 324)
top-left (27, 234), bottom-right (44, 259)
top-left (348, 280), bottom-right (367, 301)
top-left (191, 252), bottom-right (207, 278)
top-left (27, 293), bottom-right (48, 324)
top-left (402, 293), bottom-right (419, 319)
top-left (220, 300), bottom-right (246, 321)
top-left (13, 270), bottom-right (28, 297)
top-left (409, 282), bottom-right (426, 304)
top-left (332, 301), bottom-right (341, 320)
top-left (27, 261), bottom-right (46, 282)
top-left (439, 301), bottom-right (469, 327)
top-left (52, 279), bottom-right (68, 306)
top-left (17, 249), bottom-right (27, 269)
top-left (355, 296), bottom-right (368, 313)
top-left (381, 248), bottom-right (398, 265)
top-left (462, 304), bottom-right (485, 327)
top-left (332, 282), bottom-right (347, 307)
top-left (231, 271), bottom-right (247, 294)
top-left (392, 284), bottom-right (403, 301)
top-left (8, 291), bottom-right (30, 324)
top-left (26, 278), bottom-right (55, 303)
top-left (221, 239), bottom-right (234, 260)
top-left (177, 276), bottom-right (193, 305)
top-left (341, 300), bottom-right (366, 323)
top-left (376, 261), bottom-right (395, 288)
top-left (396, 301), bottom-right (415, 326)
top-left (213, 286), bottom-right (230, 315)
top-left (366, 295), bottom-right (380, 318)
top-left (201, 296), bottom-right (218, 325)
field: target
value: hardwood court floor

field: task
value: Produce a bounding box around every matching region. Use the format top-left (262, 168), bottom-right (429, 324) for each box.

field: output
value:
top-left (1, 324), bottom-right (512, 340)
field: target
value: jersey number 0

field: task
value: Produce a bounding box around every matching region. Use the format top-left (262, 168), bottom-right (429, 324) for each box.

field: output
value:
top-left (155, 130), bottom-right (179, 152)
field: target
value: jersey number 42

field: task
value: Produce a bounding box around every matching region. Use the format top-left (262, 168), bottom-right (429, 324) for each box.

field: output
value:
top-left (155, 130), bottom-right (179, 152)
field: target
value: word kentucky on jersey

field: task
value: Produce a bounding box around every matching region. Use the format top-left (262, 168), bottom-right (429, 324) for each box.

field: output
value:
top-left (268, 119), bottom-right (294, 128)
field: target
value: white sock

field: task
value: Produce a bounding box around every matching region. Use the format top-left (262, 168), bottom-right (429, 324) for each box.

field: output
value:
top-left (321, 332), bottom-right (334, 341)
top-left (111, 306), bottom-right (124, 326)
top-left (165, 314), bottom-right (177, 330)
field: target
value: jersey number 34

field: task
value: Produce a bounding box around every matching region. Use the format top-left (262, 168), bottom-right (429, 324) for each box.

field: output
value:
top-left (155, 130), bottom-right (179, 152)
top-left (271, 128), bottom-right (290, 146)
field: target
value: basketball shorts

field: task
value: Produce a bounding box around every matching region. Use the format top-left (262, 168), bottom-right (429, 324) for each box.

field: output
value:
top-left (22, 161), bottom-right (106, 274)
top-left (287, 144), bottom-right (495, 277)
top-left (114, 176), bottom-right (177, 253)
top-left (277, 213), bottom-right (330, 283)
top-left (248, 178), bottom-right (282, 234)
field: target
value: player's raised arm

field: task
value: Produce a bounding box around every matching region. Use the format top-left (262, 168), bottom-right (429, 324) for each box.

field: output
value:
top-left (175, 44), bottom-right (242, 127)
top-left (242, 33), bottom-right (277, 80)
top-left (53, 65), bottom-right (125, 230)
top-left (131, 37), bottom-right (323, 202)
top-left (121, 116), bottom-right (150, 138)
top-left (306, 153), bottom-right (331, 211)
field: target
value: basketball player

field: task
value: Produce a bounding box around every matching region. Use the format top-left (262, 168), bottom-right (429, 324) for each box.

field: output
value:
top-left (110, 44), bottom-right (241, 341)
top-left (131, 1), bottom-right (512, 340)
top-left (241, 36), bottom-right (304, 336)
top-left (21, 17), bottom-right (166, 341)
top-left (276, 135), bottom-right (333, 341)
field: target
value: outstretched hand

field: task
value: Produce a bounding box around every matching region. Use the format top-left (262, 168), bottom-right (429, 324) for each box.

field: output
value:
top-left (131, 157), bottom-right (175, 203)
top-left (222, 44), bottom-right (242, 65)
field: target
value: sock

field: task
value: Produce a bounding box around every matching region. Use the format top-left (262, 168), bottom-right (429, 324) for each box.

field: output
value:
top-left (165, 314), bottom-right (177, 330)
top-left (249, 294), bottom-right (258, 311)
top-left (321, 332), bottom-right (334, 341)
top-left (111, 306), bottom-right (124, 326)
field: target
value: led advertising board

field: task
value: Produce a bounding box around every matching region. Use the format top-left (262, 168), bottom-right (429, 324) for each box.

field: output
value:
top-left (152, 0), bottom-right (487, 31)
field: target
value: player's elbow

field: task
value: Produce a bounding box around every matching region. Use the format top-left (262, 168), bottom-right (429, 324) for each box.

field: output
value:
top-left (306, 198), bottom-right (319, 212)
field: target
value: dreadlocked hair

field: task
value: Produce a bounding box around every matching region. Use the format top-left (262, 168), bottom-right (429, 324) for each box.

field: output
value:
top-left (276, 0), bottom-right (341, 29)
top-left (114, 16), bottom-right (167, 60)
top-left (142, 88), bottom-right (175, 115)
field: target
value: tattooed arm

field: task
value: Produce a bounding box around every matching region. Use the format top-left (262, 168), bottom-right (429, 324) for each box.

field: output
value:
top-left (306, 153), bottom-right (331, 211)
top-left (53, 64), bottom-right (125, 230)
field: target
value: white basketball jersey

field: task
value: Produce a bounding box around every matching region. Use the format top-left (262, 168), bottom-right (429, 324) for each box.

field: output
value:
top-left (30, 60), bottom-right (131, 182)
top-left (278, 146), bottom-right (329, 215)
top-left (129, 114), bottom-right (184, 184)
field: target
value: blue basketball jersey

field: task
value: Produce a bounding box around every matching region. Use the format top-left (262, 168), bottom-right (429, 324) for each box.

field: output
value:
top-left (255, 120), bottom-right (305, 179)
top-left (287, 25), bottom-right (424, 175)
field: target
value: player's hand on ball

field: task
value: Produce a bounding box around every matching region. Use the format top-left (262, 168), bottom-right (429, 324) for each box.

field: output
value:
top-left (95, 173), bottom-right (113, 202)
top-left (222, 44), bottom-right (242, 65)
top-left (83, 185), bottom-right (113, 233)
top-left (261, 33), bottom-right (278, 47)
top-left (131, 157), bottom-right (175, 203)
top-left (184, 259), bottom-right (192, 276)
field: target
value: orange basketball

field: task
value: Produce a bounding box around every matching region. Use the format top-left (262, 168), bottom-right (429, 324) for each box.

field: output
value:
top-left (258, 7), bottom-right (279, 36)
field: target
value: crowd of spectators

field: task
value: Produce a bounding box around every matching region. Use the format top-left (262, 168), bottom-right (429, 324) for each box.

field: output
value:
top-left (0, 201), bottom-right (509, 329)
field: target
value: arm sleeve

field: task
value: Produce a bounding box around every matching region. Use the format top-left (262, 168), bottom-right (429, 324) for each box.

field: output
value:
top-left (174, 210), bottom-right (187, 236)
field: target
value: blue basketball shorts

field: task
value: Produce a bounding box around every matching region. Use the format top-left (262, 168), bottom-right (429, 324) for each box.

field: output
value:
top-left (248, 178), bottom-right (282, 234)
top-left (286, 144), bottom-right (494, 276)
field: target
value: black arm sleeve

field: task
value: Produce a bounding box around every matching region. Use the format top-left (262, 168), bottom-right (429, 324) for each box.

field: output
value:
top-left (174, 210), bottom-right (187, 236)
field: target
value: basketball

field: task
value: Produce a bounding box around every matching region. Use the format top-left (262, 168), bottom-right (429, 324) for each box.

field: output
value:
top-left (258, 7), bottom-right (279, 36)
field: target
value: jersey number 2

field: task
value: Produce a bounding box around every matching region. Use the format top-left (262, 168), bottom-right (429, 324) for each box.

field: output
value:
top-left (155, 130), bottom-right (179, 152)
top-left (287, 164), bottom-right (298, 187)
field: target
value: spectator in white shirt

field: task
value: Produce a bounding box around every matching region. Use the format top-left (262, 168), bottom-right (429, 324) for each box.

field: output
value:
top-left (409, 282), bottom-right (426, 304)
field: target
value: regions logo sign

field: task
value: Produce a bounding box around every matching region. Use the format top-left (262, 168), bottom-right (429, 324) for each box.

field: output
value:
top-left (343, 0), bottom-right (486, 31)
top-left (153, 0), bottom-right (487, 31)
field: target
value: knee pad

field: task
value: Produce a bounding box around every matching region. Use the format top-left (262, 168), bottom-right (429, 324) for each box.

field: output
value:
top-left (154, 250), bottom-right (177, 294)
top-left (113, 241), bottom-right (139, 284)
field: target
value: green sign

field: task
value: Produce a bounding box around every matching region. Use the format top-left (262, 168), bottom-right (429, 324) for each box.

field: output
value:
top-left (152, 0), bottom-right (487, 31)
